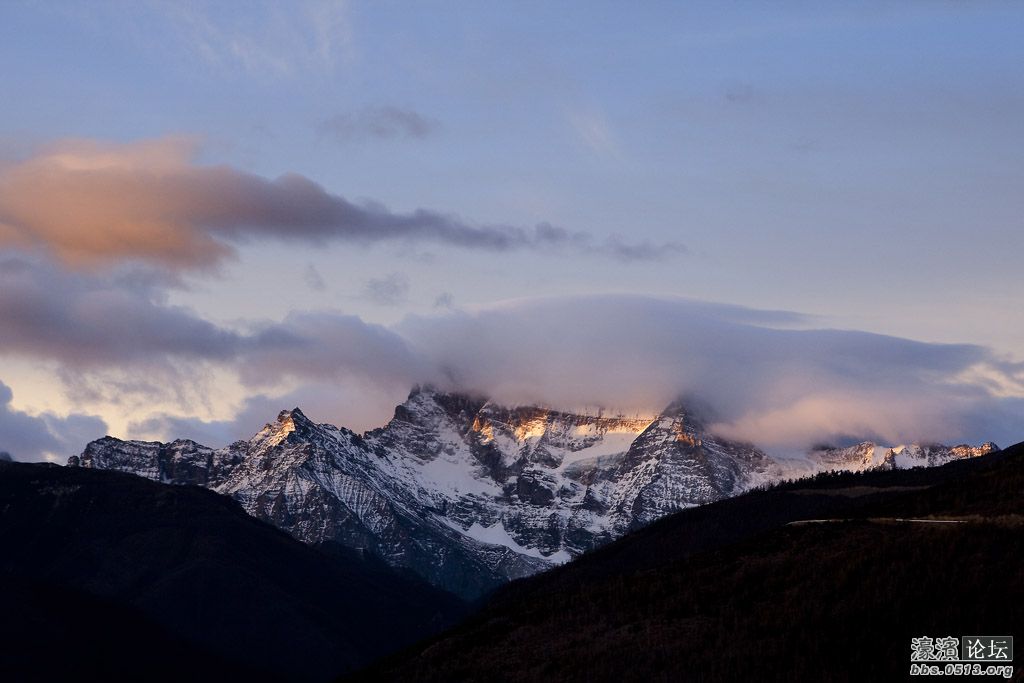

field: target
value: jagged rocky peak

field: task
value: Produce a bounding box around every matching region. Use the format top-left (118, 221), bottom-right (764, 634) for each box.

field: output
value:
top-left (275, 406), bottom-right (318, 432)
top-left (389, 384), bottom-right (487, 429)
top-left (249, 406), bottom-right (328, 450)
top-left (628, 397), bottom-right (718, 448)
top-left (949, 441), bottom-right (999, 457)
top-left (67, 386), bottom-right (1002, 599)
top-left (659, 395), bottom-right (721, 425)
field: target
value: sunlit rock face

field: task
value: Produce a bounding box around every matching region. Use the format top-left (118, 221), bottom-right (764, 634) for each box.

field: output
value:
top-left (70, 387), bottom-right (997, 598)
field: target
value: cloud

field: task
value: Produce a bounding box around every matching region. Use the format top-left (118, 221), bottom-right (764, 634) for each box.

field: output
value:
top-left (0, 257), bottom-right (242, 367)
top-left (395, 295), bottom-right (1024, 451)
top-left (318, 106), bottom-right (438, 141)
top-left (0, 257), bottom-right (425, 405)
top-left (1, 261), bottom-right (1018, 453)
top-left (0, 137), bottom-right (680, 269)
top-left (362, 272), bottom-right (410, 306)
top-left (0, 380), bottom-right (107, 462)
top-left (238, 310), bottom-right (425, 389)
top-left (115, 289), bottom-right (1020, 452)
top-left (0, 257), bottom-right (424, 392)
top-left (303, 263), bottom-right (326, 291)
top-left (600, 235), bottom-right (687, 261)
top-left (127, 379), bottom-right (408, 446)
top-left (723, 83), bottom-right (761, 105)
top-left (133, 0), bottom-right (354, 77)
top-left (566, 108), bottom-right (620, 158)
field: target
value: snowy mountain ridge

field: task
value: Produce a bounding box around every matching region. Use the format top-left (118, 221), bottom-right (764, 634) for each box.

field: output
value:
top-left (68, 387), bottom-right (998, 597)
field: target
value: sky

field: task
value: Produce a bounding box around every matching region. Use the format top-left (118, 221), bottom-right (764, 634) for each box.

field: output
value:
top-left (0, 1), bottom-right (1022, 461)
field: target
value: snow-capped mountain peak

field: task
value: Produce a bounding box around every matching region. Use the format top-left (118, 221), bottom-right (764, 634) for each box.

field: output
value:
top-left (808, 440), bottom-right (998, 472)
top-left (69, 387), bottom-right (998, 597)
top-left (250, 407), bottom-right (323, 450)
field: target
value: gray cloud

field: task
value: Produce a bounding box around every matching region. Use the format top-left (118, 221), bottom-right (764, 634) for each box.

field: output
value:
top-left (0, 380), bottom-right (107, 462)
top-left (724, 83), bottom-right (761, 105)
top-left (303, 262), bottom-right (326, 291)
top-left (599, 236), bottom-right (688, 262)
top-left (433, 292), bottom-right (455, 309)
top-left (318, 106), bottom-right (438, 141)
top-left (128, 380), bottom-right (408, 446)
top-left (128, 393), bottom-right (297, 448)
top-left (0, 258), bottom-right (423, 392)
top-left (0, 257), bottom-right (242, 367)
top-left (362, 272), bottom-right (410, 306)
top-left (0, 138), bottom-right (677, 269)
top-left (239, 310), bottom-right (425, 389)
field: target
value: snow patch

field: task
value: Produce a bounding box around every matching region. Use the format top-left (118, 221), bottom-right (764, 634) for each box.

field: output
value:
top-left (443, 518), bottom-right (571, 563)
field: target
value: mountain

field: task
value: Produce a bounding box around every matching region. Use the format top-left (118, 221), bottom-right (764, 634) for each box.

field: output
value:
top-left (353, 441), bottom-right (1024, 683)
top-left (69, 387), bottom-right (998, 598)
top-left (807, 441), bottom-right (998, 472)
top-left (0, 460), bottom-right (466, 682)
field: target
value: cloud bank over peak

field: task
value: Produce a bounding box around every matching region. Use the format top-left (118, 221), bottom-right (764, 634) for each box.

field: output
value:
top-left (396, 294), bottom-right (1022, 450)
top-left (0, 256), bottom-right (1019, 457)
top-left (0, 137), bottom-right (682, 270)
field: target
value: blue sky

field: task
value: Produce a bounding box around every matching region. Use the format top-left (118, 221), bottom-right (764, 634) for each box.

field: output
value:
top-left (0, 1), bottom-right (1022, 459)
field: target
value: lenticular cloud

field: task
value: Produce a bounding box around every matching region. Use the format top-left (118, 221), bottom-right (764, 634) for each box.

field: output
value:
top-left (396, 294), bottom-right (1022, 450)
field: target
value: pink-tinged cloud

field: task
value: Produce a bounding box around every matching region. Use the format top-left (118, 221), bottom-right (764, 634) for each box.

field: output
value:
top-left (0, 137), bottom-right (682, 269)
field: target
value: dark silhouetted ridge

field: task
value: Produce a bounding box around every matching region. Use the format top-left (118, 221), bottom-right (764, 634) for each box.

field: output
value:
top-left (0, 461), bottom-right (467, 682)
top-left (352, 441), bottom-right (1024, 683)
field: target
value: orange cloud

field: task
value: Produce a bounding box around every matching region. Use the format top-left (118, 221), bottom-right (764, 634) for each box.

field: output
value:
top-left (0, 138), bottom-right (232, 268)
top-left (0, 137), bottom-right (680, 270)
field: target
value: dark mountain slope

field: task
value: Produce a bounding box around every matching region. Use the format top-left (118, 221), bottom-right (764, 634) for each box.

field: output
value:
top-left (502, 440), bottom-right (1023, 592)
top-left (355, 441), bottom-right (1024, 682)
top-left (0, 461), bottom-right (467, 682)
top-left (1, 574), bottom-right (255, 682)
